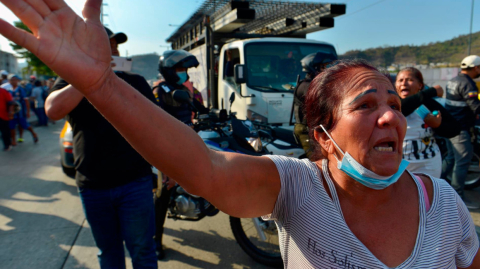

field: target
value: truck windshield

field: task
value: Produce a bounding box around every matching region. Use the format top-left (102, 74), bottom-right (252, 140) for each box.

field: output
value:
top-left (244, 42), bottom-right (336, 92)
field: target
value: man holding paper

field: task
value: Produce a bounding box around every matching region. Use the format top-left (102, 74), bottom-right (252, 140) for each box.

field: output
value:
top-left (44, 26), bottom-right (158, 268)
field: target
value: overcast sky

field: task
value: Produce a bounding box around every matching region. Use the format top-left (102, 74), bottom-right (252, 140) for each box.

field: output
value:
top-left (1, 0), bottom-right (479, 58)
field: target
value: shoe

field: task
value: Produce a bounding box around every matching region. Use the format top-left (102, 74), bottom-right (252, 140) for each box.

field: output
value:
top-left (33, 136), bottom-right (38, 144)
top-left (3, 146), bottom-right (12, 151)
top-left (17, 138), bottom-right (24, 143)
top-left (156, 247), bottom-right (165, 260)
top-left (463, 198), bottom-right (480, 209)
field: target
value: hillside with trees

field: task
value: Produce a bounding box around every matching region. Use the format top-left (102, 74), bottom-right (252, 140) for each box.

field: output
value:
top-left (340, 31), bottom-right (480, 68)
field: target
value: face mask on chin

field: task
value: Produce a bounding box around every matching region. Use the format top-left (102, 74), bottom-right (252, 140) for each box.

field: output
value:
top-left (319, 124), bottom-right (409, 190)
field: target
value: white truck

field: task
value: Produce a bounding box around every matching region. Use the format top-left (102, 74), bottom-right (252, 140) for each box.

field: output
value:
top-left (167, 0), bottom-right (345, 127)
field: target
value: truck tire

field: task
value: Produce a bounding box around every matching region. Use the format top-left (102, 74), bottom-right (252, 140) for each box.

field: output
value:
top-left (229, 216), bottom-right (283, 268)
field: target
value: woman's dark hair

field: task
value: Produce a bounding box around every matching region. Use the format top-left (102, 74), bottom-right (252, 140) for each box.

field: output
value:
top-left (34, 80), bottom-right (42, 87)
top-left (304, 59), bottom-right (392, 161)
top-left (397, 67), bottom-right (424, 89)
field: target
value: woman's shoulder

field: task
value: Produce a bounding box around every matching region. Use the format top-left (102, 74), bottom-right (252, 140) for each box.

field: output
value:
top-left (267, 155), bottom-right (317, 169)
top-left (415, 173), bottom-right (461, 211)
top-left (266, 155), bottom-right (320, 180)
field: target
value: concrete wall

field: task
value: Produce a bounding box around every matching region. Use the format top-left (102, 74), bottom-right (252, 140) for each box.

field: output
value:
top-left (419, 67), bottom-right (480, 93)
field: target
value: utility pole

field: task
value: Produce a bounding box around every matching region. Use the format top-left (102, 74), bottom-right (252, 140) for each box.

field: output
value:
top-left (468, 0), bottom-right (475, 55)
top-left (101, 3), bottom-right (109, 26)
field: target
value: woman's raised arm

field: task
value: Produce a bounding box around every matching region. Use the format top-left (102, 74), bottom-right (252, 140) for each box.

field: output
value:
top-left (0, 0), bottom-right (281, 217)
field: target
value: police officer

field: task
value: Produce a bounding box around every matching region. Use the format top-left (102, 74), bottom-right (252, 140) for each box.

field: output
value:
top-left (293, 51), bottom-right (337, 158)
top-left (154, 50), bottom-right (205, 125)
top-left (444, 55), bottom-right (480, 209)
top-left (153, 49), bottom-right (205, 259)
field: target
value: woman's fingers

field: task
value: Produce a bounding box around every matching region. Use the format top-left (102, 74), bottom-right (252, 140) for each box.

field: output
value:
top-left (25, 0), bottom-right (53, 18)
top-left (0, 0), bottom-right (45, 33)
top-left (82, 0), bottom-right (102, 22)
top-left (43, 0), bottom-right (68, 11)
top-left (0, 19), bottom-right (39, 54)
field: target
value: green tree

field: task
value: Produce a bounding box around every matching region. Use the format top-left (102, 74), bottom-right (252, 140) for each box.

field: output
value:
top-left (9, 21), bottom-right (55, 76)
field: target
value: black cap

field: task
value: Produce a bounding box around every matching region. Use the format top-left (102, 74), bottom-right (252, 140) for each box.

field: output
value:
top-left (104, 27), bottom-right (127, 44)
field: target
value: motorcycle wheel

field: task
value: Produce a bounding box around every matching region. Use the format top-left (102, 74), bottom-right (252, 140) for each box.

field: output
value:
top-left (229, 216), bottom-right (283, 268)
top-left (465, 153), bottom-right (480, 190)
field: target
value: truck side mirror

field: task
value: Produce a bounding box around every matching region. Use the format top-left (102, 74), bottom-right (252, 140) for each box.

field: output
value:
top-left (234, 64), bottom-right (247, 84)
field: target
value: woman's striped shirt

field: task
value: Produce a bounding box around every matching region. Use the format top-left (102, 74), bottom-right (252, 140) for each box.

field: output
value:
top-left (263, 156), bottom-right (478, 268)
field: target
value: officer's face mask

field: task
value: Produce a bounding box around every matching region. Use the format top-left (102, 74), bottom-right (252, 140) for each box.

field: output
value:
top-left (319, 124), bottom-right (409, 190)
top-left (176, 71), bottom-right (188, 85)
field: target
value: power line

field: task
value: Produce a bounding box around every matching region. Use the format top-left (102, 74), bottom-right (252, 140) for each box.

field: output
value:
top-left (338, 0), bottom-right (390, 20)
top-left (106, 4), bottom-right (118, 31)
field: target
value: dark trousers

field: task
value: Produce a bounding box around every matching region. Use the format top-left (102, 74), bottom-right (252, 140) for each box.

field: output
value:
top-left (0, 118), bottom-right (11, 150)
top-left (78, 175), bottom-right (157, 269)
top-left (36, 107), bottom-right (48, 126)
top-left (154, 186), bottom-right (172, 248)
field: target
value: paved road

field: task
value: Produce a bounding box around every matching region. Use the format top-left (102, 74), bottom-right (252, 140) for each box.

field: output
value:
top-left (0, 120), bottom-right (270, 269)
top-left (1, 120), bottom-right (480, 269)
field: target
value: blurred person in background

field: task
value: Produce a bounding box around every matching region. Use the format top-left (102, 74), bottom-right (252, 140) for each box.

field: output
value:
top-left (395, 67), bottom-right (459, 178)
top-left (44, 78), bottom-right (56, 124)
top-left (24, 75), bottom-right (35, 97)
top-left (24, 75), bottom-right (38, 123)
top-left (0, 70), bottom-right (8, 84)
top-left (444, 55), bottom-right (480, 209)
top-left (30, 80), bottom-right (48, 126)
top-left (1, 74), bottom-right (38, 145)
top-left (0, 86), bottom-right (13, 151)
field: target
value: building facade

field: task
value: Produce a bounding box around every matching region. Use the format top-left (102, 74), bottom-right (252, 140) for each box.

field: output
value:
top-left (0, 50), bottom-right (18, 74)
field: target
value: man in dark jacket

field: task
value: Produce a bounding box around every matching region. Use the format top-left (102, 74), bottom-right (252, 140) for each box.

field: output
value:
top-left (444, 55), bottom-right (480, 209)
top-left (293, 52), bottom-right (337, 158)
top-left (46, 28), bottom-right (158, 268)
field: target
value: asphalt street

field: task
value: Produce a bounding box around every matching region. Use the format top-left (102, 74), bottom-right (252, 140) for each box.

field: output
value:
top-left (1, 120), bottom-right (480, 269)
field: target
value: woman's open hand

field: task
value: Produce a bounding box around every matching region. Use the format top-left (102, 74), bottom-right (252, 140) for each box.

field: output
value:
top-left (0, 0), bottom-right (112, 95)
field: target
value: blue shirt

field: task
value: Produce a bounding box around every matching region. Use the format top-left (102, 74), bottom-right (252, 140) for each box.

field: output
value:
top-left (11, 86), bottom-right (27, 118)
top-left (24, 83), bottom-right (33, 97)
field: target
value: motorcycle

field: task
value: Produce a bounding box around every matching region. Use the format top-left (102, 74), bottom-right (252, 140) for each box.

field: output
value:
top-left (252, 122), bottom-right (307, 159)
top-left (152, 91), bottom-right (283, 268)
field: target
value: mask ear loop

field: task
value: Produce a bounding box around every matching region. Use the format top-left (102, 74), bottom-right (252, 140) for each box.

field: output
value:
top-left (319, 124), bottom-right (345, 162)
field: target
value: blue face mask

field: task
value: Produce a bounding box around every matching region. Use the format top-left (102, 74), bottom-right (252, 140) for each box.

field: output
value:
top-left (319, 125), bottom-right (409, 190)
top-left (176, 71), bottom-right (187, 85)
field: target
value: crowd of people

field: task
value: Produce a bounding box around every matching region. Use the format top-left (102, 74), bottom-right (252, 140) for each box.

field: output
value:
top-left (0, 71), bottom-right (56, 151)
top-left (1, 0), bottom-right (480, 268)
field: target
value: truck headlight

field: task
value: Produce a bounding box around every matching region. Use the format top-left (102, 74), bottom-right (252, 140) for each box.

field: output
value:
top-left (247, 109), bottom-right (268, 124)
